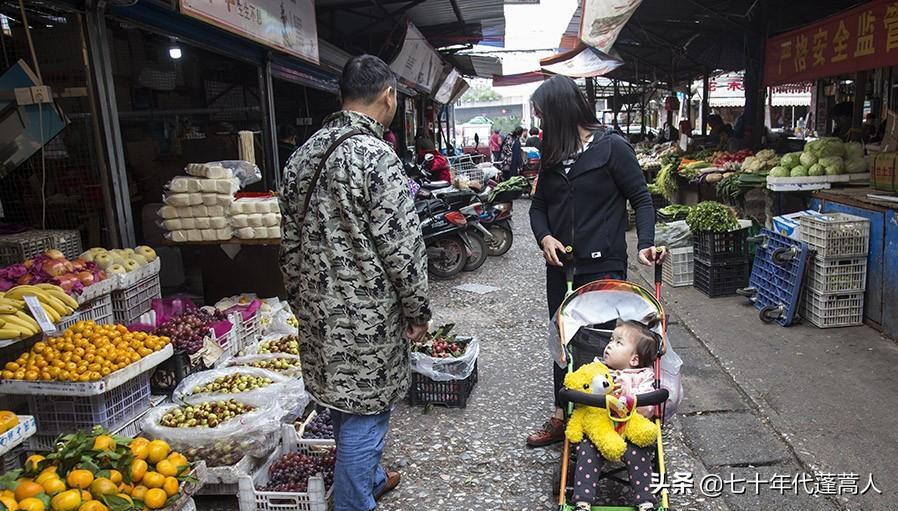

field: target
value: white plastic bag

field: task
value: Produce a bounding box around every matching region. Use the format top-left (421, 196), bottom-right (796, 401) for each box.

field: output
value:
top-left (409, 336), bottom-right (479, 382)
top-left (140, 396), bottom-right (283, 466)
top-left (226, 353), bottom-right (302, 377)
top-left (172, 366), bottom-right (306, 411)
top-left (660, 334), bottom-right (684, 420)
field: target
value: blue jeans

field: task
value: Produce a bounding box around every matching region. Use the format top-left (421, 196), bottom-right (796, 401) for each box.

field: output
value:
top-left (330, 409), bottom-right (391, 511)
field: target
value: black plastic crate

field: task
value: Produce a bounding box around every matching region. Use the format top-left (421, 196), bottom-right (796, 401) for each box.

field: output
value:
top-left (150, 350), bottom-right (204, 395)
top-left (408, 360), bottom-right (478, 408)
top-left (694, 259), bottom-right (749, 297)
top-left (693, 228), bottom-right (749, 264)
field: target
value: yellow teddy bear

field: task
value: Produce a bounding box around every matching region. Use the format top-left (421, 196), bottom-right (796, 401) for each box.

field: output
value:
top-left (563, 361), bottom-right (658, 462)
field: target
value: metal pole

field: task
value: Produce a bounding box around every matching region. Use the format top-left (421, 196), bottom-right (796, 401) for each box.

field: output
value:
top-left (84, 1), bottom-right (135, 247)
top-left (261, 57), bottom-right (279, 188)
top-left (585, 77), bottom-right (597, 113)
top-left (851, 70), bottom-right (868, 141)
top-left (701, 70), bottom-right (710, 135)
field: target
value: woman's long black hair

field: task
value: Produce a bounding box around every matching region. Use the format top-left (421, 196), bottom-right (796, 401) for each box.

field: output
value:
top-left (530, 76), bottom-right (601, 169)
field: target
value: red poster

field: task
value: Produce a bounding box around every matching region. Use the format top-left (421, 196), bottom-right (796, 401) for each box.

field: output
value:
top-left (764, 0), bottom-right (898, 86)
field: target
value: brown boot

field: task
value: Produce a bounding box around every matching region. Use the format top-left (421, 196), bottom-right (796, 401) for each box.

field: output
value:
top-left (374, 470), bottom-right (401, 501)
top-left (526, 417), bottom-right (565, 447)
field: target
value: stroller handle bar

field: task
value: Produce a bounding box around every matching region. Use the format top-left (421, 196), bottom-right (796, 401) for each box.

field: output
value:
top-left (558, 388), bottom-right (670, 408)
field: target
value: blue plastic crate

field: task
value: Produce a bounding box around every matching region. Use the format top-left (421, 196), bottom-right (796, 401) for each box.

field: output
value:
top-left (747, 229), bottom-right (810, 326)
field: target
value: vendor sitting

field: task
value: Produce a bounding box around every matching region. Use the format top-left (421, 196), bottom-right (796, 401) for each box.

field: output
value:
top-left (419, 139), bottom-right (452, 183)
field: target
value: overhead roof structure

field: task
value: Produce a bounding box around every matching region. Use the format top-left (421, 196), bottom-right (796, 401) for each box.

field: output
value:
top-left (315, 0), bottom-right (506, 54)
top-left (559, 0), bottom-right (872, 86)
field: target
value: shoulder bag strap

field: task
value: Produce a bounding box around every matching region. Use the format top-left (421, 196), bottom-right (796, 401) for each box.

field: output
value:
top-left (299, 128), bottom-right (364, 221)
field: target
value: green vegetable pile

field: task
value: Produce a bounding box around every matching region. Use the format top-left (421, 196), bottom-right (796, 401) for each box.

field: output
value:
top-left (686, 201), bottom-right (739, 233)
top-left (658, 204), bottom-right (692, 218)
top-left (655, 162), bottom-right (679, 201)
top-left (487, 176), bottom-right (529, 202)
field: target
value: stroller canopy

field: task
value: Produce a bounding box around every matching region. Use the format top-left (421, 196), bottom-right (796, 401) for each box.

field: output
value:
top-left (549, 280), bottom-right (666, 366)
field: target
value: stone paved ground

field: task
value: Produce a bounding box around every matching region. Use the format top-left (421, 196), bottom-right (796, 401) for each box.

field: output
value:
top-left (197, 199), bottom-right (897, 511)
top-left (378, 202), bottom-right (721, 511)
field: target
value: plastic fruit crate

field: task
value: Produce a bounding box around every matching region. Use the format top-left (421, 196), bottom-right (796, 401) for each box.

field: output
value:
top-left (57, 293), bottom-right (114, 332)
top-left (408, 360), bottom-right (478, 408)
top-left (45, 230), bottom-right (82, 260)
top-left (693, 259), bottom-right (749, 298)
top-left (662, 247), bottom-right (693, 287)
top-left (799, 212), bottom-right (870, 259)
top-left (295, 409), bottom-right (335, 451)
top-left (0, 231), bottom-right (53, 266)
top-left (26, 371), bottom-right (151, 436)
top-left (232, 312), bottom-right (261, 356)
top-left (801, 289), bottom-right (864, 328)
top-left (1, 444), bottom-right (26, 471)
top-left (693, 228), bottom-right (749, 264)
top-left (238, 425), bottom-right (333, 511)
top-left (805, 256), bottom-right (867, 294)
top-left (111, 272), bottom-right (161, 325)
top-left (197, 455), bottom-right (255, 496)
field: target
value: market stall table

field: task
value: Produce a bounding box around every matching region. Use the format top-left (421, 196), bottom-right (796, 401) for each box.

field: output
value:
top-left (808, 187), bottom-right (898, 339)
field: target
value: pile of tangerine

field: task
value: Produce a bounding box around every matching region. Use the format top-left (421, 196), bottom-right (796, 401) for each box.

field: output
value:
top-left (0, 321), bottom-right (170, 382)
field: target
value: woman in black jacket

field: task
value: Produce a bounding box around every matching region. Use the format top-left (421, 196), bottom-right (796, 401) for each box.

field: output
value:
top-left (526, 76), bottom-right (665, 447)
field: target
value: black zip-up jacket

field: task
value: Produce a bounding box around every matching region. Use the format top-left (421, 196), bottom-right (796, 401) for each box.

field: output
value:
top-left (529, 129), bottom-right (655, 275)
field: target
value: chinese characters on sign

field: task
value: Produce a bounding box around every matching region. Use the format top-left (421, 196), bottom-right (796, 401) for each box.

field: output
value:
top-left (651, 471), bottom-right (883, 498)
top-left (390, 23), bottom-right (443, 93)
top-left (764, 0), bottom-right (898, 86)
top-left (180, 0), bottom-right (319, 63)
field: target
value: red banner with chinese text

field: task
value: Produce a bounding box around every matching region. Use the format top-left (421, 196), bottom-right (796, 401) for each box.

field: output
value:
top-left (764, 0), bottom-right (898, 86)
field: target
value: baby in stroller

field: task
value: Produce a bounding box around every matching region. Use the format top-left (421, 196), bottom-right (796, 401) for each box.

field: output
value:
top-left (571, 317), bottom-right (661, 511)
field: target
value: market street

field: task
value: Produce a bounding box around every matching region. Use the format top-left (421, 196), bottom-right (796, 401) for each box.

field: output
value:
top-left (375, 201), bottom-right (897, 511)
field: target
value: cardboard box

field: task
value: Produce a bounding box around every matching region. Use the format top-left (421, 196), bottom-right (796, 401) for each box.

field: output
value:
top-left (772, 210), bottom-right (818, 240)
top-left (872, 152), bottom-right (898, 192)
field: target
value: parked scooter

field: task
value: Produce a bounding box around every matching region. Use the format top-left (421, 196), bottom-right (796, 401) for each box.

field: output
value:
top-left (415, 196), bottom-right (474, 279)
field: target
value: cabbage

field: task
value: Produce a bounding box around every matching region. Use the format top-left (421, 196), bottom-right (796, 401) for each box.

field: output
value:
top-left (769, 166), bottom-right (790, 177)
top-left (799, 152), bottom-right (818, 167)
top-left (844, 142), bottom-right (864, 160)
top-left (808, 163), bottom-right (825, 176)
top-left (790, 165), bottom-right (809, 177)
top-left (814, 137), bottom-right (846, 158)
top-left (819, 156), bottom-right (844, 175)
top-left (780, 152), bottom-right (802, 169)
top-left (845, 157), bottom-right (867, 174)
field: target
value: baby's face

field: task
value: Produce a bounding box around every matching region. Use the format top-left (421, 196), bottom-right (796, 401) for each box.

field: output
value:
top-left (603, 325), bottom-right (639, 370)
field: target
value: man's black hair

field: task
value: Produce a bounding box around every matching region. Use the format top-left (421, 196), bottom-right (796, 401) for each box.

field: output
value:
top-left (340, 54), bottom-right (397, 104)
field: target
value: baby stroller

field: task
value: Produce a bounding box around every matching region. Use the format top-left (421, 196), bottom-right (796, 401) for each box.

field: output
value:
top-left (552, 260), bottom-right (673, 511)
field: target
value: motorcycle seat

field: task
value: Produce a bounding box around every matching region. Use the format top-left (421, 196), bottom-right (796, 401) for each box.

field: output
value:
top-left (422, 180), bottom-right (451, 190)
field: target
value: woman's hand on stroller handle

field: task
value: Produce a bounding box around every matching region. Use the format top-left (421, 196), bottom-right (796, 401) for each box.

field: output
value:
top-left (638, 246), bottom-right (667, 266)
top-left (540, 235), bottom-right (567, 267)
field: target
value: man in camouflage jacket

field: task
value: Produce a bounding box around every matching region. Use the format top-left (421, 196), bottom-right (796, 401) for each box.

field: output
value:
top-left (279, 55), bottom-right (430, 510)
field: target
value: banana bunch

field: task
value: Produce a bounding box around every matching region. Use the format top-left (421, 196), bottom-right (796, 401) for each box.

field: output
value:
top-left (0, 284), bottom-right (78, 340)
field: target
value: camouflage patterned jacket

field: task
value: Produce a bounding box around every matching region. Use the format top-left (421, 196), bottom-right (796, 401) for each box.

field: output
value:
top-left (279, 110), bottom-right (432, 415)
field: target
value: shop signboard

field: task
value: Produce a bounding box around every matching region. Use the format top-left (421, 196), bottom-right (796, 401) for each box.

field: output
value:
top-left (180, 0), bottom-right (319, 63)
top-left (764, 0), bottom-right (898, 86)
top-left (391, 22), bottom-right (443, 93)
top-left (434, 69), bottom-right (462, 105)
top-left (578, 0), bottom-right (642, 53)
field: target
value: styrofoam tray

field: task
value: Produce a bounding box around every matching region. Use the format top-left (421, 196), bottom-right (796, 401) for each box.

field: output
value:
top-left (113, 258), bottom-right (161, 290)
top-left (0, 344), bottom-right (172, 396)
top-left (0, 416), bottom-right (35, 456)
top-left (77, 277), bottom-right (116, 305)
top-left (206, 455), bottom-right (255, 485)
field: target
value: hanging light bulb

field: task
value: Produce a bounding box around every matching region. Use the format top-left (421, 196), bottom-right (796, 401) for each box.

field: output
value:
top-left (169, 38), bottom-right (182, 60)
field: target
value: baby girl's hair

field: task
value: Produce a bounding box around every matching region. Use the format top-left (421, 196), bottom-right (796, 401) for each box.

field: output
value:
top-left (615, 314), bottom-right (661, 368)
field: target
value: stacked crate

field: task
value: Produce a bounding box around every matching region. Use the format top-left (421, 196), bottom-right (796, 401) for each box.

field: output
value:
top-left (692, 228), bottom-right (750, 297)
top-left (799, 213), bottom-right (870, 328)
top-left (662, 247), bottom-right (694, 287)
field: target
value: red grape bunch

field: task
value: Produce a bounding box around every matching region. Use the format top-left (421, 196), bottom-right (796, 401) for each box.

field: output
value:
top-left (262, 450), bottom-right (336, 492)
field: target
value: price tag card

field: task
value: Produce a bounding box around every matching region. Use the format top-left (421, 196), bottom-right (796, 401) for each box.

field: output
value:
top-left (23, 295), bottom-right (57, 335)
